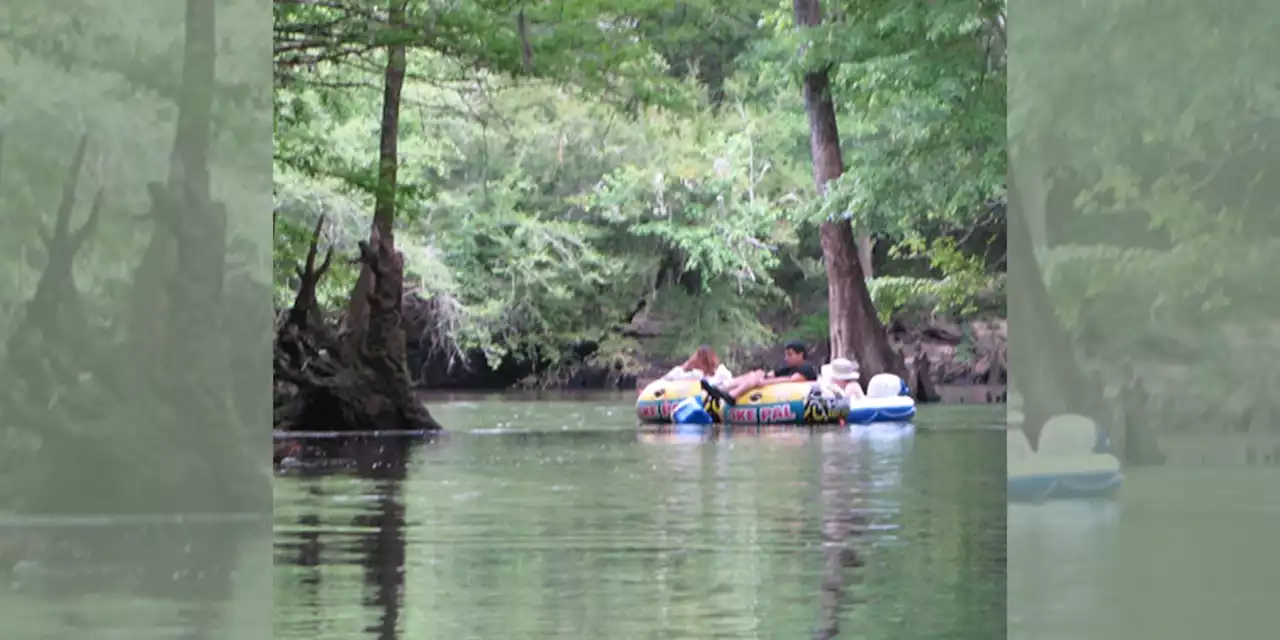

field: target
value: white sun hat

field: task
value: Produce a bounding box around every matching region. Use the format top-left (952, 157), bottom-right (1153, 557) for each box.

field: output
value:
top-left (828, 358), bottom-right (860, 381)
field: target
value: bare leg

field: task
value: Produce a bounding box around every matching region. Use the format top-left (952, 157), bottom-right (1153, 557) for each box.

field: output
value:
top-left (722, 370), bottom-right (767, 397)
top-left (701, 369), bottom-right (765, 405)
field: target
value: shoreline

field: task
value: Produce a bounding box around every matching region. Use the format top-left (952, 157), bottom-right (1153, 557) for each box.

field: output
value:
top-left (408, 383), bottom-right (1009, 404)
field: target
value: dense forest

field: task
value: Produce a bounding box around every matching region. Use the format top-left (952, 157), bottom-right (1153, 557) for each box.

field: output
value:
top-left (0, 0), bottom-right (1275, 445)
top-left (271, 0), bottom-right (1008, 419)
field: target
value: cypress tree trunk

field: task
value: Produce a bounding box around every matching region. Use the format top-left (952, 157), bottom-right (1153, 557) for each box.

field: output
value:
top-left (793, 0), bottom-right (905, 380)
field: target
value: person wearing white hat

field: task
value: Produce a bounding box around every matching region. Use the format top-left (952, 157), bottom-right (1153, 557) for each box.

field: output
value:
top-left (823, 358), bottom-right (864, 398)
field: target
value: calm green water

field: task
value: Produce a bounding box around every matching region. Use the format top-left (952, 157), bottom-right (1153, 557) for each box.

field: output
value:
top-left (1009, 467), bottom-right (1280, 640)
top-left (3, 398), bottom-right (1272, 638)
top-left (273, 395), bottom-right (1006, 640)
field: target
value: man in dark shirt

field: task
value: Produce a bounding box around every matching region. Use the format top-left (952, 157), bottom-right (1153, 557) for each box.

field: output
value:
top-left (701, 341), bottom-right (817, 406)
top-left (771, 341), bottom-right (819, 381)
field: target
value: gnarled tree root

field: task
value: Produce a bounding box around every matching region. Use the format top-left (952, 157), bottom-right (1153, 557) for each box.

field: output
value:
top-left (273, 216), bottom-right (443, 433)
top-left (274, 322), bottom-right (442, 433)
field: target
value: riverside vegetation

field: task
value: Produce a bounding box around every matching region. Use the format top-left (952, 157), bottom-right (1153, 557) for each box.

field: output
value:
top-left (271, 0), bottom-right (1280, 456)
top-left (270, 0), bottom-right (1008, 432)
top-left (4, 0), bottom-right (1270, 455)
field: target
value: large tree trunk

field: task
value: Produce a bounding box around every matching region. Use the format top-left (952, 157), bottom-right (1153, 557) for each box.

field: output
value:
top-left (273, 1), bottom-right (442, 433)
top-left (820, 220), bottom-right (903, 377)
top-left (361, 2), bottom-right (409, 369)
top-left (793, 0), bottom-right (905, 381)
top-left (343, 4), bottom-right (407, 352)
top-left (1007, 165), bottom-right (1107, 444)
top-left (856, 235), bottom-right (874, 278)
top-left (1014, 154), bottom-right (1051, 249)
top-left (353, 0), bottom-right (422, 425)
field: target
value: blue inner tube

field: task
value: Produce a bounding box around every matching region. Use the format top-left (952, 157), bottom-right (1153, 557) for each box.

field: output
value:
top-left (1008, 470), bottom-right (1124, 502)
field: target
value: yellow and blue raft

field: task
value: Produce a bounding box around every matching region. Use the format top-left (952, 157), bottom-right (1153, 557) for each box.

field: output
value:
top-left (635, 378), bottom-right (850, 425)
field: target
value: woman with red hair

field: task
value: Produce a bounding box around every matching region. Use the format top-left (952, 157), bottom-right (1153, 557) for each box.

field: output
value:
top-left (661, 344), bottom-right (733, 384)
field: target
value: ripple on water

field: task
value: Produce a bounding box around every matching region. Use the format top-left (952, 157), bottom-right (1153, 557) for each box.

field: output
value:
top-left (274, 404), bottom-right (1006, 640)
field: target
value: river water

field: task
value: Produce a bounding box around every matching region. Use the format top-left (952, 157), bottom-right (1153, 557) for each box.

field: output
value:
top-left (274, 394), bottom-right (1006, 639)
top-left (3, 395), bottom-right (1272, 638)
top-left (271, 393), bottom-right (1280, 640)
top-left (1008, 467), bottom-right (1280, 639)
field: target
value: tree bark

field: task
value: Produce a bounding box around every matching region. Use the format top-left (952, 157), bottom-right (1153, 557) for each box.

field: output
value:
top-left (362, 0), bottom-right (413, 381)
top-left (344, 3), bottom-right (407, 351)
top-left (793, 0), bottom-right (906, 380)
top-left (343, 234), bottom-right (375, 349)
top-left (1007, 165), bottom-right (1107, 444)
top-left (273, 0), bottom-right (441, 433)
top-left (1015, 154), bottom-right (1051, 249)
top-left (856, 235), bottom-right (874, 278)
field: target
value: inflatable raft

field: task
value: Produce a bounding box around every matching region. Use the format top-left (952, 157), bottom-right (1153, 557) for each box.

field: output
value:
top-left (849, 374), bottom-right (917, 424)
top-left (1008, 414), bottom-right (1124, 502)
top-left (636, 373), bottom-right (916, 426)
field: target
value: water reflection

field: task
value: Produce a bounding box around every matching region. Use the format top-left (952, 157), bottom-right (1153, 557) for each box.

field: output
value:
top-left (1008, 467), bottom-right (1280, 640)
top-left (1, 514), bottom-right (267, 638)
top-left (813, 429), bottom-right (864, 640)
top-left (356, 451), bottom-right (407, 640)
top-left (1008, 501), bottom-right (1122, 637)
top-left (275, 437), bottom-right (412, 639)
top-left (275, 419), bottom-right (1004, 640)
top-left (636, 424), bottom-right (717, 444)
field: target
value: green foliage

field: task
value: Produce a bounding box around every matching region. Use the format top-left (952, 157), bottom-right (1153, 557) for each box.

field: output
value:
top-left (781, 311), bottom-right (831, 346)
top-left (748, 0), bottom-right (1006, 258)
top-left (1011, 0), bottom-right (1280, 323)
top-left (1040, 242), bottom-right (1280, 337)
top-left (274, 0), bottom-right (696, 110)
top-left (782, 275), bottom-right (1004, 346)
top-left (272, 0), bottom-right (1009, 380)
top-left (276, 70), bottom-right (799, 367)
top-left (867, 275), bottom-right (1005, 323)
top-left (1, 0), bottom-right (267, 340)
top-left (1003, 1), bottom-right (1280, 380)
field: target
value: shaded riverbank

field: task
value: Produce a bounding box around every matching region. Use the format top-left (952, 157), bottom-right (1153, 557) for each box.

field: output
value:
top-left (402, 311), bottom-right (1010, 394)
